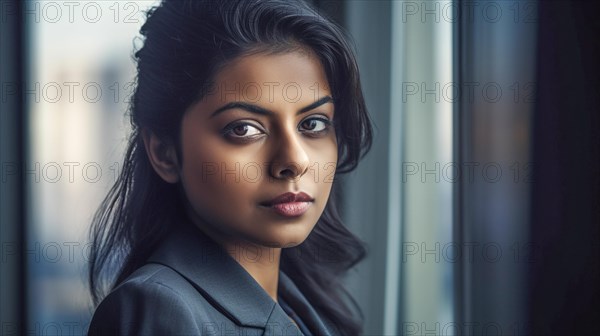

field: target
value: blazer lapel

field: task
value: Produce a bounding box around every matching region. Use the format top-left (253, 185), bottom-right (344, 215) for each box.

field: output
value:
top-left (263, 303), bottom-right (303, 336)
top-left (146, 222), bottom-right (304, 335)
top-left (278, 272), bottom-right (338, 335)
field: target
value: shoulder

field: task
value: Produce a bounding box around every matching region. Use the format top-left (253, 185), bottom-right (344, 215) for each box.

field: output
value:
top-left (88, 263), bottom-right (207, 335)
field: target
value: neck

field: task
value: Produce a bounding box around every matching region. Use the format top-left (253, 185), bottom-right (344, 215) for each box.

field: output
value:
top-left (186, 211), bottom-right (282, 302)
top-left (222, 239), bottom-right (282, 303)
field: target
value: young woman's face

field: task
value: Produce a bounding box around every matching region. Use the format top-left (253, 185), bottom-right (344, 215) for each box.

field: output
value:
top-left (178, 49), bottom-right (337, 248)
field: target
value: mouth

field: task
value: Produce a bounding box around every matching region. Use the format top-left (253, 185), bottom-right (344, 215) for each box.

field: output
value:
top-left (259, 192), bottom-right (314, 217)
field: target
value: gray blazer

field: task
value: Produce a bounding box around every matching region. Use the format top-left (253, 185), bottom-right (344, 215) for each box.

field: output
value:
top-left (88, 223), bottom-right (339, 335)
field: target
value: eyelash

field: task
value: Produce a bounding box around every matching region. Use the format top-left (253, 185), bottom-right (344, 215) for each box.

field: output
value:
top-left (221, 116), bottom-right (334, 142)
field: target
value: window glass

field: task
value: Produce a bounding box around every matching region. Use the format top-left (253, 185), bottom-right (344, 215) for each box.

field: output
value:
top-left (26, 1), bottom-right (159, 333)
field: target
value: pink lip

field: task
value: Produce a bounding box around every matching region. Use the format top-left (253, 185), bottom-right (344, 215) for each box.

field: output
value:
top-left (262, 192), bottom-right (314, 206)
top-left (260, 192), bottom-right (314, 217)
top-left (268, 202), bottom-right (312, 217)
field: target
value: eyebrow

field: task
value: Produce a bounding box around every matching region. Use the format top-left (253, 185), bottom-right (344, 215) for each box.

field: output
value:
top-left (209, 95), bottom-right (333, 118)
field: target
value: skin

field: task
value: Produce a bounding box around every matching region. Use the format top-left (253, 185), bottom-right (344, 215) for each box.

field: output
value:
top-left (143, 49), bottom-right (338, 303)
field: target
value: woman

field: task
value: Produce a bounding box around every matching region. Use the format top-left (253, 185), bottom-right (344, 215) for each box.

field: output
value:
top-left (88, 0), bottom-right (373, 335)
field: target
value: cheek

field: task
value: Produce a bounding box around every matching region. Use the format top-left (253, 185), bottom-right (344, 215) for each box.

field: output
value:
top-left (308, 140), bottom-right (338, 207)
top-left (180, 146), bottom-right (260, 215)
top-left (311, 133), bottom-right (337, 174)
top-left (176, 132), bottom-right (230, 211)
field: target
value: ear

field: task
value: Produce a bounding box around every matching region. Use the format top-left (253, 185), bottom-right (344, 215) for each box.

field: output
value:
top-left (141, 128), bottom-right (180, 184)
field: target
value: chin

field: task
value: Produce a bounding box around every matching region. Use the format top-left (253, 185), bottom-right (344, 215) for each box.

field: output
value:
top-left (248, 224), bottom-right (315, 248)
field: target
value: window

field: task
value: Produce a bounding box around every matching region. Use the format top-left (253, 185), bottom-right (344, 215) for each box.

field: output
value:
top-left (23, 2), bottom-right (158, 333)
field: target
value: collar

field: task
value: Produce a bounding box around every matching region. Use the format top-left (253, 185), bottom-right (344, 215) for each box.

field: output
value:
top-left (146, 222), bottom-right (316, 334)
top-left (278, 272), bottom-right (337, 335)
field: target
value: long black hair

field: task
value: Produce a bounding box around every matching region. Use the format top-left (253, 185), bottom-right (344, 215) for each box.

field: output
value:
top-left (88, 0), bottom-right (373, 334)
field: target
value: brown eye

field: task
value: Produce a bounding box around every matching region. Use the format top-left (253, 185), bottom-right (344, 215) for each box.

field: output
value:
top-left (222, 122), bottom-right (264, 140)
top-left (302, 119), bottom-right (318, 130)
top-left (232, 125), bottom-right (249, 136)
top-left (299, 117), bottom-right (330, 133)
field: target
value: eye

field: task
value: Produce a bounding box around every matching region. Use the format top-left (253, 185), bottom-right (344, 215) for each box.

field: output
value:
top-left (222, 122), bottom-right (265, 140)
top-left (299, 116), bottom-right (332, 134)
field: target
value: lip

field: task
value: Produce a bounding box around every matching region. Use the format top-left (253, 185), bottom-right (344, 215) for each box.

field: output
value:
top-left (268, 202), bottom-right (312, 217)
top-left (260, 192), bottom-right (314, 217)
top-left (261, 192), bottom-right (314, 206)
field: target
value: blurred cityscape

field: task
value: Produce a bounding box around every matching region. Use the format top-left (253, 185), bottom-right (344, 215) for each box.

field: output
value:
top-left (26, 1), bottom-right (159, 333)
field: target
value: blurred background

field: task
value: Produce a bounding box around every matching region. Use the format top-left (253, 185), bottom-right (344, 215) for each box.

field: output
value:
top-left (1, 1), bottom-right (598, 335)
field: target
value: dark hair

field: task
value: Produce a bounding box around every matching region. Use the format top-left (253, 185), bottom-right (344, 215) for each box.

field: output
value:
top-left (88, 0), bottom-right (373, 334)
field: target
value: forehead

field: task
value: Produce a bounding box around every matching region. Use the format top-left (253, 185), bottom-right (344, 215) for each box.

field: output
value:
top-left (211, 50), bottom-right (331, 97)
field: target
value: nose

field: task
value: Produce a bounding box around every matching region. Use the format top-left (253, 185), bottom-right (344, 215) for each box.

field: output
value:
top-left (270, 130), bottom-right (310, 181)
